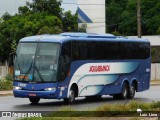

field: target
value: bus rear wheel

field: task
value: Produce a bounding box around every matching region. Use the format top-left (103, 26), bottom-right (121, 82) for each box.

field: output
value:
top-left (120, 83), bottom-right (128, 99)
top-left (128, 83), bottom-right (136, 99)
top-left (29, 98), bottom-right (40, 104)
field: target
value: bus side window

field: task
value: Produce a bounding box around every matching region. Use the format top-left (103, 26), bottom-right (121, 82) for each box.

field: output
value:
top-left (59, 42), bottom-right (71, 81)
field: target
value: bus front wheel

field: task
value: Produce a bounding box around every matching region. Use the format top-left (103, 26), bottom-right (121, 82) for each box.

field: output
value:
top-left (64, 87), bottom-right (75, 104)
top-left (29, 98), bottom-right (40, 104)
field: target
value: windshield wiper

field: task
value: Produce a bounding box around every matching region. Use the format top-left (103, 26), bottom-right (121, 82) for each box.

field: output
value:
top-left (21, 59), bottom-right (34, 81)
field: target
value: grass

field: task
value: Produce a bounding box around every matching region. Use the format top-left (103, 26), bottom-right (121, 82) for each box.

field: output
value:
top-left (0, 74), bottom-right (13, 91)
top-left (17, 101), bottom-right (160, 120)
top-left (0, 79), bottom-right (12, 90)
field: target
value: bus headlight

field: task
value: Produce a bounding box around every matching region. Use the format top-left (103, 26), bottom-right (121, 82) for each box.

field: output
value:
top-left (44, 87), bottom-right (56, 91)
top-left (14, 86), bottom-right (22, 90)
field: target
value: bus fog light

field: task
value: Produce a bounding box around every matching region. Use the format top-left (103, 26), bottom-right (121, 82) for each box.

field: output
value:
top-left (14, 86), bottom-right (22, 90)
top-left (44, 87), bottom-right (56, 91)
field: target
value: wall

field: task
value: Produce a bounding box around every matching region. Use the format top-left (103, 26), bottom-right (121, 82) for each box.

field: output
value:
top-left (77, 0), bottom-right (106, 34)
top-left (0, 66), bottom-right (8, 79)
top-left (151, 63), bottom-right (160, 80)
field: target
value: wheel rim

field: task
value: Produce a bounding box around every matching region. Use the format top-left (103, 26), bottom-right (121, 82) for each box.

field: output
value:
top-left (130, 86), bottom-right (135, 97)
top-left (69, 90), bottom-right (74, 102)
top-left (122, 84), bottom-right (128, 99)
top-left (123, 87), bottom-right (127, 97)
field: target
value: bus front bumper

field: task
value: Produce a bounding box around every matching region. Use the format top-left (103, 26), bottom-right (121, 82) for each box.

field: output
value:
top-left (13, 90), bottom-right (57, 99)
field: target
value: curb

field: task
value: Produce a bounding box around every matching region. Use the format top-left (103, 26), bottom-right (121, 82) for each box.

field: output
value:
top-left (0, 91), bottom-right (13, 96)
top-left (150, 83), bottom-right (160, 85)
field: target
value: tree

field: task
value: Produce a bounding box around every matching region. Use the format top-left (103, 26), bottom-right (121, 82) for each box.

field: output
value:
top-left (106, 0), bottom-right (128, 33)
top-left (1, 12), bottom-right (12, 20)
top-left (18, 6), bottom-right (31, 15)
top-left (37, 26), bottom-right (62, 34)
top-left (62, 11), bottom-right (78, 32)
top-left (119, 0), bottom-right (137, 36)
top-left (0, 12), bottom-right (63, 64)
top-left (26, 0), bottom-right (62, 18)
top-left (106, 0), bottom-right (160, 35)
top-left (78, 24), bottom-right (87, 32)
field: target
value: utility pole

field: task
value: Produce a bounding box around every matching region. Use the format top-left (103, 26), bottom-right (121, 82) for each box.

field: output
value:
top-left (137, 0), bottom-right (141, 38)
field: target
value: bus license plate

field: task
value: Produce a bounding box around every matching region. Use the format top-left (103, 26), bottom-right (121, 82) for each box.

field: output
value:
top-left (29, 93), bottom-right (36, 97)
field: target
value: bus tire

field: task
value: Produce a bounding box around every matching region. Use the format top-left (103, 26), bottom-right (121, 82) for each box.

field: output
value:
top-left (29, 98), bottom-right (40, 104)
top-left (128, 83), bottom-right (136, 99)
top-left (120, 83), bottom-right (128, 99)
top-left (64, 87), bottom-right (75, 104)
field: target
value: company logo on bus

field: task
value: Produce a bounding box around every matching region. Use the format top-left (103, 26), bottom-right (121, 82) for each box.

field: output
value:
top-left (89, 65), bottom-right (110, 72)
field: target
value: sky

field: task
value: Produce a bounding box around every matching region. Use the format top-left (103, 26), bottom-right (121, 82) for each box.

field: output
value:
top-left (0, 0), bottom-right (77, 17)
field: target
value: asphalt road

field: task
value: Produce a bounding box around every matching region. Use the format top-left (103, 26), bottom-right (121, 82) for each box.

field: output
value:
top-left (0, 85), bottom-right (159, 113)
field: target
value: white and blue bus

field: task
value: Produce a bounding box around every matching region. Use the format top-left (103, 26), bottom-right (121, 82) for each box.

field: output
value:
top-left (13, 33), bottom-right (151, 104)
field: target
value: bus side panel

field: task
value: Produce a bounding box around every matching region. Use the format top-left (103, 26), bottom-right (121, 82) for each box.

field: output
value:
top-left (136, 59), bottom-right (151, 92)
top-left (67, 60), bottom-right (143, 97)
top-left (56, 77), bottom-right (72, 99)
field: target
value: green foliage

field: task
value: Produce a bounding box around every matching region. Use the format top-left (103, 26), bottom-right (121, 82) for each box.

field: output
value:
top-left (150, 101), bottom-right (160, 109)
top-left (17, 101), bottom-right (160, 119)
top-left (5, 74), bottom-right (13, 81)
top-left (0, 74), bottom-right (13, 90)
top-left (0, 80), bottom-right (12, 90)
top-left (62, 11), bottom-right (78, 32)
top-left (111, 31), bottom-right (121, 36)
top-left (95, 101), bottom-right (154, 117)
top-left (11, 40), bottom-right (17, 52)
top-left (26, 0), bottom-right (62, 18)
top-left (78, 24), bottom-right (87, 32)
top-left (1, 12), bottom-right (12, 20)
top-left (18, 6), bottom-right (31, 15)
top-left (106, 0), bottom-right (160, 36)
top-left (151, 48), bottom-right (156, 57)
top-left (37, 26), bottom-right (54, 35)
top-left (128, 101), bottom-right (150, 111)
top-left (0, 12), bottom-right (63, 62)
top-left (38, 26), bottom-right (62, 35)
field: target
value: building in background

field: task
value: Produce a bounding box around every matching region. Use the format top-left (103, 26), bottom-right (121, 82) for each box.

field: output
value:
top-left (77, 0), bottom-right (106, 34)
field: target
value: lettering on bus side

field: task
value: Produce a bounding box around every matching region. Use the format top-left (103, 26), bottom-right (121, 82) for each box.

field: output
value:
top-left (89, 65), bottom-right (110, 72)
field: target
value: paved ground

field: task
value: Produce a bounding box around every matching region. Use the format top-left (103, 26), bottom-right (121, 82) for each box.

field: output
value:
top-left (0, 85), bottom-right (160, 120)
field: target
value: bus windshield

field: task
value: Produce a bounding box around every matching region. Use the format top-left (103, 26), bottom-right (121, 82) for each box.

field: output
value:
top-left (14, 42), bottom-right (60, 82)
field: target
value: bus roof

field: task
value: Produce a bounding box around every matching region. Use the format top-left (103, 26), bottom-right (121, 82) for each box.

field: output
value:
top-left (19, 32), bottom-right (149, 43)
